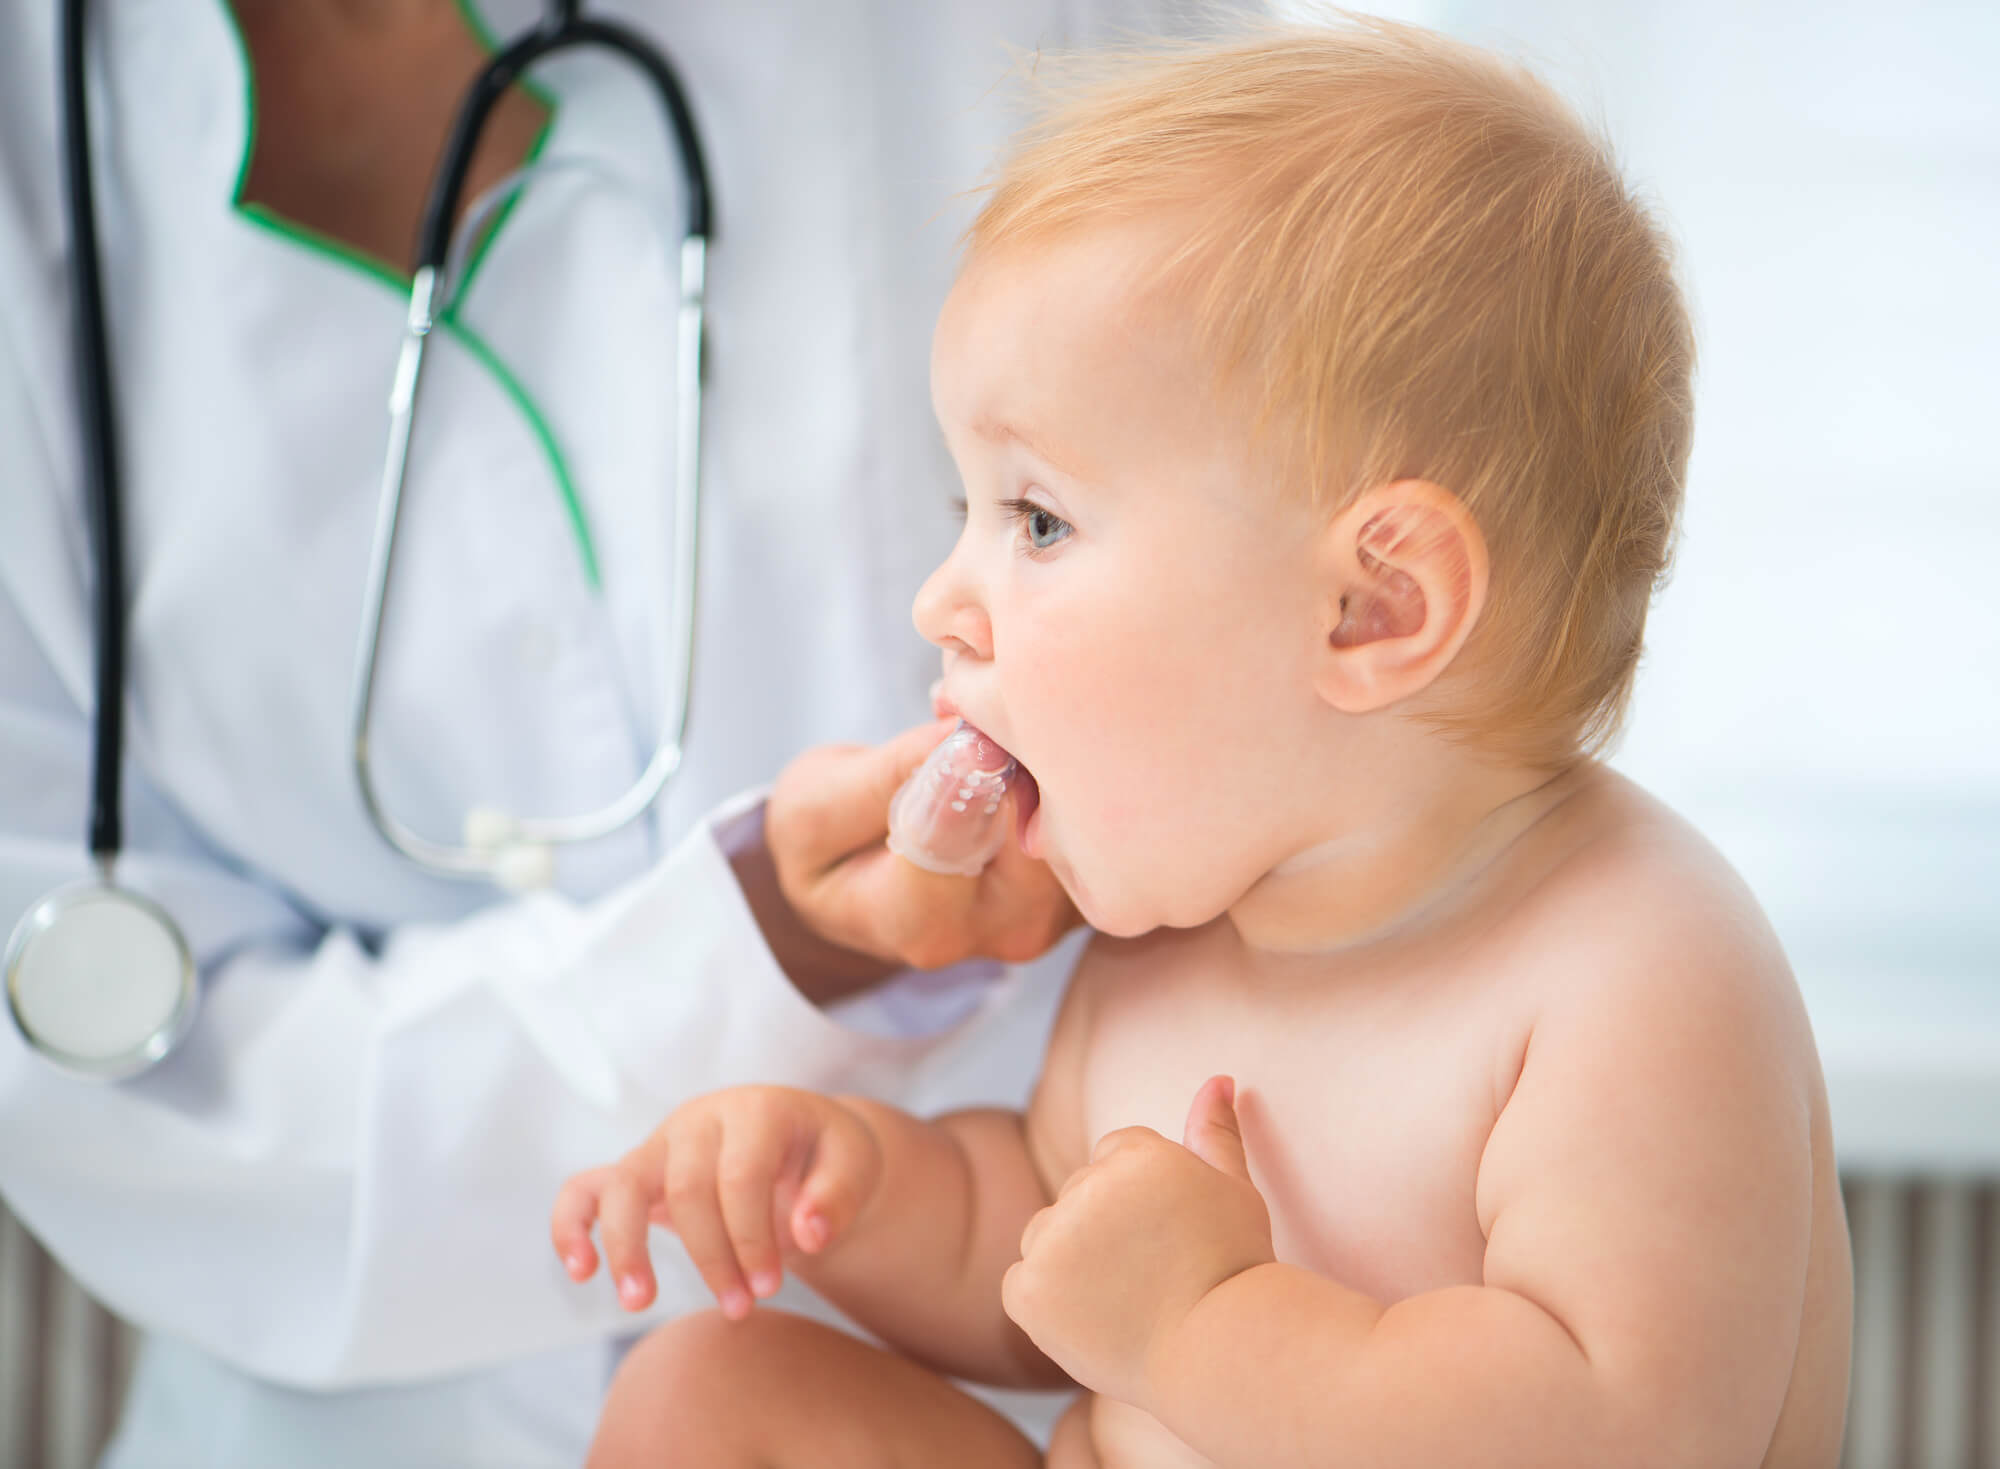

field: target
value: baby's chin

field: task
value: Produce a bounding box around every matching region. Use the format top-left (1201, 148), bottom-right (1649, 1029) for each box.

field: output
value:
top-left (1029, 785), bottom-right (1221, 938)
top-left (1070, 848), bottom-right (1251, 939)
top-left (1051, 851), bottom-right (1167, 940)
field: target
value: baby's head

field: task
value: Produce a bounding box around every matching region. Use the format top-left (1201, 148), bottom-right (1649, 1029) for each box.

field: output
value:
top-left (919, 18), bottom-right (1693, 938)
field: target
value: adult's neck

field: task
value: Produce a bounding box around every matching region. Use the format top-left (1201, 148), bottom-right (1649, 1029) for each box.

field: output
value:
top-left (232, 0), bottom-right (548, 270)
top-left (1225, 723), bottom-right (1574, 956)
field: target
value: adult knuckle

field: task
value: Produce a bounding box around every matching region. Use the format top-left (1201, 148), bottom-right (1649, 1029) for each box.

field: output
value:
top-left (996, 927), bottom-right (1047, 964)
top-left (900, 921), bottom-right (963, 972)
top-left (766, 808), bottom-right (821, 875)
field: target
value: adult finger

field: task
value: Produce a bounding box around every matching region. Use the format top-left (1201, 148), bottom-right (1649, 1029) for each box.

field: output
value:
top-left (772, 720), bottom-right (955, 881)
top-left (961, 818), bottom-right (1080, 963)
top-left (822, 842), bottom-right (977, 971)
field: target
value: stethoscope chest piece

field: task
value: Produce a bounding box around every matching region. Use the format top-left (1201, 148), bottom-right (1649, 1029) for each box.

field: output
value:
top-left (5, 882), bottom-right (196, 1080)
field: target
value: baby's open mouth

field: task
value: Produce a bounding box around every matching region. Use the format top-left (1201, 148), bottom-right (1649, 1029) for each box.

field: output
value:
top-left (918, 688), bottom-right (1045, 864)
top-left (886, 719), bottom-right (1040, 876)
top-left (952, 719), bottom-right (1039, 850)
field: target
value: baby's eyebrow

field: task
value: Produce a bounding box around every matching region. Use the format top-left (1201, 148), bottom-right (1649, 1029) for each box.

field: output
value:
top-left (972, 415), bottom-right (1082, 482)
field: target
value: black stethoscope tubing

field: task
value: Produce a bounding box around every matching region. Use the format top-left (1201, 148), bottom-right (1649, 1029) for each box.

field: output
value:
top-left (420, 2), bottom-right (713, 270)
top-left (61, 0), bottom-right (127, 872)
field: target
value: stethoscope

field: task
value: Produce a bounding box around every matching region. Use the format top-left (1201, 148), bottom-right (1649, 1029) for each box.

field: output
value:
top-left (4, 0), bottom-right (712, 1081)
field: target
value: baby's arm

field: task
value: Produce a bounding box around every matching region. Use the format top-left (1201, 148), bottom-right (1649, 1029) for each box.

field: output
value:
top-left (1010, 872), bottom-right (1818, 1467)
top-left (805, 1101), bottom-right (1060, 1386)
top-left (810, 954), bottom-right (1097, 1385)
top-left (551, 954), bottom-right (1098, 1390)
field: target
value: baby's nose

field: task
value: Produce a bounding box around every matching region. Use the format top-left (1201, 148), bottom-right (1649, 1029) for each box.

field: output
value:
top-left (913, 557), bottom-right (993, 660)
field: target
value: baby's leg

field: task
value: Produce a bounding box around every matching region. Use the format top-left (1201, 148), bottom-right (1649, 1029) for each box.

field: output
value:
top-left (1046, 1394), bottom-right (1103, 1468)
top-left (587, 1307), bottom-right (1045, 1469)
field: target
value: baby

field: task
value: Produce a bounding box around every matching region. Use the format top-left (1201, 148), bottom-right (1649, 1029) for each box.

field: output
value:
top-left (552, 19), bottom-right (1852, 1467)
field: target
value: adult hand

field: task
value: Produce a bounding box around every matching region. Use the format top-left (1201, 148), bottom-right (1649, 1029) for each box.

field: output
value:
top-left (1000, 1076), bottom-right (1275, 1409)
top-left (765, 717), bottom-right (1079, 977)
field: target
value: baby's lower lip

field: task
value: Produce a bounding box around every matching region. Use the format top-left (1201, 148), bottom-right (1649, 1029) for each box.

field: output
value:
top-left (1013, 765), bottom-right (1042, 850)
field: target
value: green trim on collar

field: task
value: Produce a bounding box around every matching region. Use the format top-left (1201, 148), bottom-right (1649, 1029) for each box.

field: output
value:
top-left (214, 0), bottom-right (599, 589)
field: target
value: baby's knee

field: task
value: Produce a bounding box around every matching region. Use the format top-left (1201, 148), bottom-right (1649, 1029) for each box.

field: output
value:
top-left (623, 1308), bottom-right (756, 1391)
top-left (589, 1309), bottom-right (781, 1466)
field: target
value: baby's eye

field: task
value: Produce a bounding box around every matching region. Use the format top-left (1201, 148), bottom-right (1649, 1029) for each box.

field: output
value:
top-left (1001, 498), bottom-right (1073, 554)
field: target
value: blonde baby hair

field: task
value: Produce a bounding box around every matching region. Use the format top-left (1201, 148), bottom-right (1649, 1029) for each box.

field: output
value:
top-left (969, 14), bottom-right (1695, 766)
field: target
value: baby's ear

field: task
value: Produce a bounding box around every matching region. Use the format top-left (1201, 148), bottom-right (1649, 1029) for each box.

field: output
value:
top-left (1312, 480), bottom-right (1488, 714)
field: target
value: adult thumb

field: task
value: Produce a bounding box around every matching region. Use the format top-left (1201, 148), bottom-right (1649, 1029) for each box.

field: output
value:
top-left (775, 718), bottom-right (956, 872)
top-left (1182, 1075), bottom-right (1251, 1182)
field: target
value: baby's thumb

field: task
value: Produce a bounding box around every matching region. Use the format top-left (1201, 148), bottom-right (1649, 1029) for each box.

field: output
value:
top-left (1182, 1075), bottom-right (1251, 1182)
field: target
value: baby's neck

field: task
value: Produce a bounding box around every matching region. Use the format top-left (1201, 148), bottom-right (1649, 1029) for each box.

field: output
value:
top-left (1226, 741), bottom-right (1580, 956)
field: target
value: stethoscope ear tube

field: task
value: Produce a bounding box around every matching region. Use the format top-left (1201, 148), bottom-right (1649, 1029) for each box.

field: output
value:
top-left (415, 14), bottom-right (712, 272)
top-left (353, 8), bottom-right (713, 887)
top-left (60, 0), bottom-right (127, 869)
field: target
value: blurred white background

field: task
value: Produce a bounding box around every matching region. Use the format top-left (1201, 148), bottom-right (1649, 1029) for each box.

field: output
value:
top-left (1287, 0), bottom-right (2000, 1171)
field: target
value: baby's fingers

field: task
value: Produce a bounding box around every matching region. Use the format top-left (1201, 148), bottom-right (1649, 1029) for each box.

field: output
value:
top-left (716, 1124), bottom-right (788, 1308)
top-left (788, 1110), bottom-right (877, 1256)
top-left (597, 1137), bottom-right (670, 1310)
top-left (665, 1115), bottom-right (754, 1320)
top-left (550, 1167), bottom-right (613, 1281)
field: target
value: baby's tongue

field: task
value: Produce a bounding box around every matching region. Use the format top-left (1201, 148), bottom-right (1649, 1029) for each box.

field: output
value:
top-left (885, 719), bottom-right (1020, 877)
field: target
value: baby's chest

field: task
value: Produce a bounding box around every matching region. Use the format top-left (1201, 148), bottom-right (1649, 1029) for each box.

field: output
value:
top-left (1077, 984), bottom-right (1504, 1303)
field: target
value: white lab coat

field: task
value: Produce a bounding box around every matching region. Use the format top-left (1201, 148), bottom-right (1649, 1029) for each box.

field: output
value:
top-left (0, 0), bottom-right (1194, 1461)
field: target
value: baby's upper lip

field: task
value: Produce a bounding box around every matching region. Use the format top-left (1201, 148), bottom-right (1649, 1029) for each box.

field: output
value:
top-left (934, 684), bottom-right (1018, 763)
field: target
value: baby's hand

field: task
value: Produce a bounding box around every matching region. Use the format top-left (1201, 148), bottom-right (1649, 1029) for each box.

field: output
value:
top-left (549, 1086), bottom-right (883, 1320)
top-left (1002, 1076), bottom-right (1274, 1408)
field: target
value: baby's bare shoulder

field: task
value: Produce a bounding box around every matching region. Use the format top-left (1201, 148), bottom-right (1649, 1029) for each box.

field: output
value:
top-left (1513, 768), bottom-right (1796, 1012)
top-left (1471, 766), bottom-right (1822, 1120)
top-left (1477, 768), bottom-right (1822, 1189)
top-left (1472, 773), bottom-right (1830, 1463)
